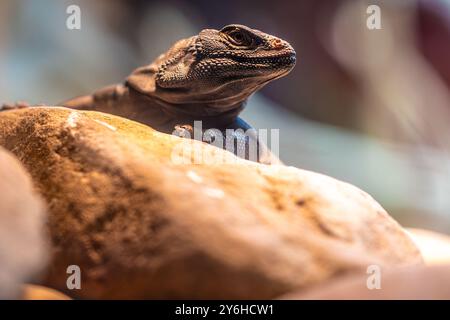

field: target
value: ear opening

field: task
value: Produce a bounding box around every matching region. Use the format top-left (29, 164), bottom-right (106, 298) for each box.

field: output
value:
top-left (127, 36), bottom-right (198, 93)
top-left (125, 64), bottom-right (158, 95)
top-left (154, 56), bottom-right (194, 89)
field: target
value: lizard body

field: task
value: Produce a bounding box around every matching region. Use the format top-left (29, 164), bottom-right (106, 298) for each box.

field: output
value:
top-left (3, 25), bottom-right (296, 164)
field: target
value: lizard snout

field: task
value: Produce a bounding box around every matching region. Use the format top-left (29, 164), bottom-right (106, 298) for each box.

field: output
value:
top-left (271, 38), bottom-right (284, 50)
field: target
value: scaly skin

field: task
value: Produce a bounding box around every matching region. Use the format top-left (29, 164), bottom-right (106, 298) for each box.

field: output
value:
top-left (2, 25), bottom-right (296, 164)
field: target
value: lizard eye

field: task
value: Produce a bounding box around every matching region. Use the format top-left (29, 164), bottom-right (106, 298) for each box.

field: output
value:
top-left (226, 30), bottom-right (254, 47)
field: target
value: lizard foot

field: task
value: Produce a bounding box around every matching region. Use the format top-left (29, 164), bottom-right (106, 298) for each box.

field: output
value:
top-left (173, 124), bottom-right (194, 139)
top-left (1, 101), bottom-right (30, 111)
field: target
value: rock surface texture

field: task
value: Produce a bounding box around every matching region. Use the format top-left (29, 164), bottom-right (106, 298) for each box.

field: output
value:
top-left (21, 284), bottom-right (70, 300)
top-left (407, 228), bottom-right (450, 266)
top-left (280, 265), bottom-right (450, 299)
top-left (0, 147), bottom-right (47, 299)
top-left (0, 107), bottom-right (422, 299)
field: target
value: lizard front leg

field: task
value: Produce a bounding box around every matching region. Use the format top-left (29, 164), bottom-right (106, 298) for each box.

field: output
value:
top-left (173, 124), bottom-right (194, 139)
top-left (1, 84), bottom-right (124, 114)
top-left (1, 84), bottom-right (125, 113)
top-left (171, 121), bottom-right (281, 165)
top-left (61, 84), bottom-right (126, 112)
top-left (0, 101), bottom-right (50, 112)
top-left (62, 85), bottom-right (170, 129)
top-left (1, 101), bottom-right (30, 111)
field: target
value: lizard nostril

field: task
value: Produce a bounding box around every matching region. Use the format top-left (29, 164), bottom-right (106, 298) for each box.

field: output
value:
top-left (271, 38), bottom-right (284, 50)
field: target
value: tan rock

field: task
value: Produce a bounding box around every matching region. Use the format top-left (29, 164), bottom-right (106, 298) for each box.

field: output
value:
top-left (0, 107), bottom-right (422, 299)
top-left (21, 284), bottom-right (71, 300)
top-left (0, 147), bottom-right (47, 299)
top-left (280, 265), bottom-right (450, 299)
top-left (407, 228), bottom-right (450, 266)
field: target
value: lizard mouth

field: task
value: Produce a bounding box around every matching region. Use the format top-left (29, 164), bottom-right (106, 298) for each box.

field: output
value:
top-left (228, 51), bottom-right (296, 70)
top-left (205, 50), bottom-right (296, 67)
top-left (247, 53), bottom-right (296, 65)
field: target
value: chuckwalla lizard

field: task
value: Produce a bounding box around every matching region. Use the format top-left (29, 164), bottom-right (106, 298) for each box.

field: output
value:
top-left (2, 24), bottom-right (296, 164)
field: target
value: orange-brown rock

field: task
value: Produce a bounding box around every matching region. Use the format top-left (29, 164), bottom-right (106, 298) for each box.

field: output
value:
top-left (280, 265), bottom-right (450, 299)
top-left (21, 284), bottom-right (71, 300)
top-left (407, 228), bottom-right (450, 266)
top-left (0, 107), bottom-right (422, 299)
top-left (0, 147), bottom-right (47, 299)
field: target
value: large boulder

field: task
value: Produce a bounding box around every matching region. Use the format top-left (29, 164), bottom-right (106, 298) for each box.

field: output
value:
top-left (21, 285), bottom-right (70, 300)
top-left (280, 265), bottom-right (450, 299)
top-left (0, 147), bottom-right (47, 299)
top-left (0, 107), bottom-right (421, 299)
top-left (407, 228), bottom-right (450, 266)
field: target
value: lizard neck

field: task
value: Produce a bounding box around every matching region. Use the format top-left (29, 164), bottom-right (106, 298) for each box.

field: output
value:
top-left (129, 86), bottom-right (245, 128)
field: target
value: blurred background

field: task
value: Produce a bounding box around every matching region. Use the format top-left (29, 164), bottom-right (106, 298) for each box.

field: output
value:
top-left (1, 0), bottom-right (450, 233)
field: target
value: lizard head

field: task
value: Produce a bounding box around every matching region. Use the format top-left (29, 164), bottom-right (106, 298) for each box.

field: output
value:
top-left (127, 24), bottom-right (296, 110)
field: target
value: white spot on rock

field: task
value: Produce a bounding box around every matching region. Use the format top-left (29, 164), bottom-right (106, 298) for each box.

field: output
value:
top-left (203, 187), bottom-right (225, 199)
top-left (94, 119), bottom-right (117, 131)
top-left (186, 170), bottom-right (203, 184)
top-left (66, 112), bottom-right (80, 128)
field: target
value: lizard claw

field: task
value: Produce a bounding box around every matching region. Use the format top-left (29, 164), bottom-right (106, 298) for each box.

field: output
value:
top-left (173, 124), bottom-right (194, 139)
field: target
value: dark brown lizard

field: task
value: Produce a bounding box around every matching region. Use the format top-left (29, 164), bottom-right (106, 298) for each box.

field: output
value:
top-left (2, 24), bottom-right (296, 164)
